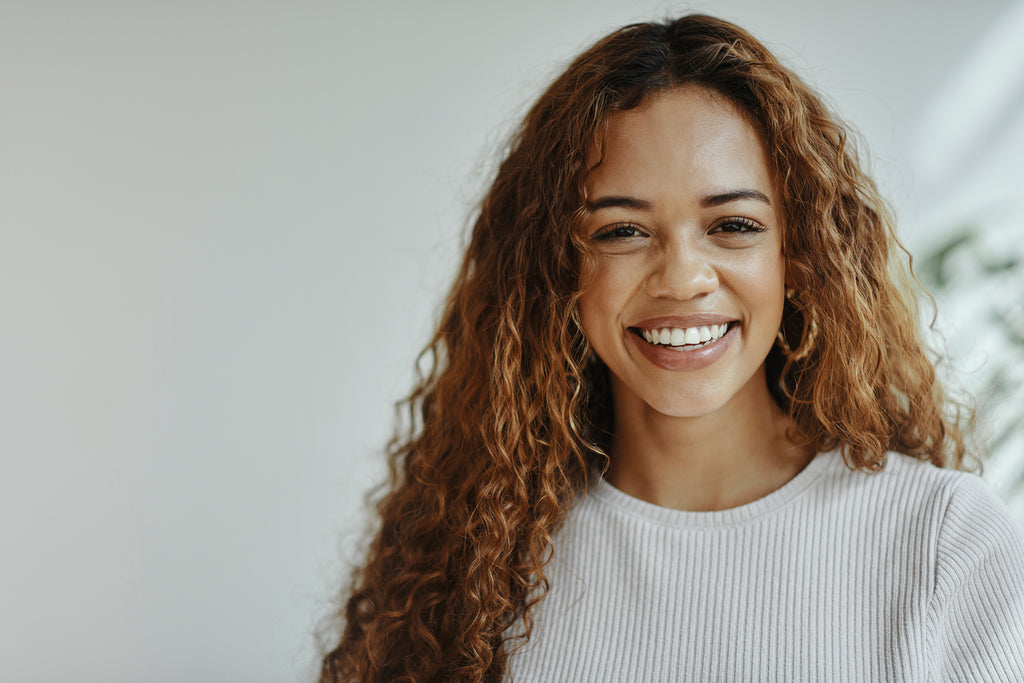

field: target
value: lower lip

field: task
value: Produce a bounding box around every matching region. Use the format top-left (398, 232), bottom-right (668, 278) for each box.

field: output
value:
top-left (627, 325), bottom-right (736, 371)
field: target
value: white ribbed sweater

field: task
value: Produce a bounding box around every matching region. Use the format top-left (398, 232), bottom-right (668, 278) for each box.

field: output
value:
top-left (507, 451), bottom-right (1024, 682)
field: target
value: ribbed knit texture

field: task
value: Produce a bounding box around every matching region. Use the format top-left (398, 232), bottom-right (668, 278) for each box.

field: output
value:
top-left (507, 451), bottom-right (1024, 682)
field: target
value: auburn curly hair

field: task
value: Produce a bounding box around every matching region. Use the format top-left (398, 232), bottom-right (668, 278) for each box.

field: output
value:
top-left (320, 14), bottom-right (968, 682)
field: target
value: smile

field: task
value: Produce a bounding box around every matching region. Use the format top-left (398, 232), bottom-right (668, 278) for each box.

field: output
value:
top-left (636, 323), bottom-right (731, 349)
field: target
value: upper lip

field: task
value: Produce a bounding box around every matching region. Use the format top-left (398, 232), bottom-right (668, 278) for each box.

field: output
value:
top-left (631, 314), bottom-right (737, 330)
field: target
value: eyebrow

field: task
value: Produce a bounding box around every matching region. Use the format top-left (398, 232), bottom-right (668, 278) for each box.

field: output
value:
top-left (586, 188), bottom-right (771, 212)
top-left (585, 195), bottom-right (653, 212)
top-left (700, 189), bottom-right (771, 207)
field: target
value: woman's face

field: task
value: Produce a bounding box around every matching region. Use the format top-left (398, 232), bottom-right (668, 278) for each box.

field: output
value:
top-left (578, 86), bottom-right (786, 420)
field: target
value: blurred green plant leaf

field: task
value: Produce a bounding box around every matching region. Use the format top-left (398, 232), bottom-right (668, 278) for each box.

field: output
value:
top-left (919, 228), bottom-right (975, 288)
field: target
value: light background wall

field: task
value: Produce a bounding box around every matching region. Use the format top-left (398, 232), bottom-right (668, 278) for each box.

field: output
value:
top-left (1, 1), bottom-right (1021, 681)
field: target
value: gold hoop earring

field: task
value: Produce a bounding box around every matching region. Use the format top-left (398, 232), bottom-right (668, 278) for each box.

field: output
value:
top-left (776, 289), bottom-right (818, 362)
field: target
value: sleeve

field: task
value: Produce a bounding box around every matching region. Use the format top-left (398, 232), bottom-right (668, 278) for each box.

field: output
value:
top-left (929, 473), bottom-right (1024, 682)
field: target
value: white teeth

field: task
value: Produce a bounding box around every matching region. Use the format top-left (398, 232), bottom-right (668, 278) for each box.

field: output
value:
top-left (640, 323), bottom-right (730, 347)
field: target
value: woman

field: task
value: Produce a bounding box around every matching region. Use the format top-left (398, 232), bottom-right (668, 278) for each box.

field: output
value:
top-left (321, 15), bottom-right (1024, 682)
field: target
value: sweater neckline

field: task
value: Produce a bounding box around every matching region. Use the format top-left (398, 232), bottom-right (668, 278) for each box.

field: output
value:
top-left (589, 449), bottom-right (839, 527)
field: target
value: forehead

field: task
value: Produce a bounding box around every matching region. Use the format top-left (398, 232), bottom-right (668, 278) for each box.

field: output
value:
top-left (586, 86), bottom-right (776, 202)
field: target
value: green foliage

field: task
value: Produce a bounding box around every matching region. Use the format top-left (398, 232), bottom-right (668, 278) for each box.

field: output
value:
top-left (919, 225), bottom-right (1024, 506)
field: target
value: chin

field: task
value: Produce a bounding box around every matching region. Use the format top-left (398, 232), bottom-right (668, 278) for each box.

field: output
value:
top-left (633, 380), bottom-right (735, 419)
top-left (648, 396), bottom-right (731, 419)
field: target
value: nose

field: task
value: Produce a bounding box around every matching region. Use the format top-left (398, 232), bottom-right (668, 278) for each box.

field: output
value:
top-left (644, 241), bottom-right (719, 300)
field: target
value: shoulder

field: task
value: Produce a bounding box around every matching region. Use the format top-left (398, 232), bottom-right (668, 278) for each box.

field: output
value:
top-left (871, 454), bottom-right (1024, 562)
top-left (842, 452), bottom-right (1024, 556)
top-left (814, 452), bottom-right (1024, 566)
top-left (859, 450), bottom-right (975, 496)
top-left (909, 459), bottom-right (1024, 678)
top-left (830, 453), bottom-right (1024, 676)
top-left (815, 451), bottom-right (976, 522)
top-left (926, 462), bottom-right (1024, 597)
top-left (824, 451), bottom-right (998, 507)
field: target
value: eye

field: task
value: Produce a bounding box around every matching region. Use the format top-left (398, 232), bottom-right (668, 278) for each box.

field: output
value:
top-left (591, 222), bottom-right (648, 241)
top-left (709, 217), bottom-right (767, 235)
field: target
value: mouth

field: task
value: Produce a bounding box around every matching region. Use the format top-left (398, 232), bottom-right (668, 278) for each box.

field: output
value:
top-left (630, 322), bottom-right (737, 350)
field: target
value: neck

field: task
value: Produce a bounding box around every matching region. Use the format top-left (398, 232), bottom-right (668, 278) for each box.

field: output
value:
top-left (604, 371), bottom-right (812, 511)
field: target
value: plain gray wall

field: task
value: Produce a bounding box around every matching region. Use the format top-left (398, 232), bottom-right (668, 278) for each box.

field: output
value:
top-left (2, 1), bottom-right (1021, 681)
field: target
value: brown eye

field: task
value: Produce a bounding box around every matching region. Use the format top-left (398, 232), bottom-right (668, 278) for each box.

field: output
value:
top-left (593, 223), bottom-right (647, 241)
top-left (709, 217), bottom-right (767, 235)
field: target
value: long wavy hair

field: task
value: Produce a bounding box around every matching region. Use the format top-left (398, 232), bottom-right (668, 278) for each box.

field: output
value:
top-left (320, 14), bottom-right (968, 682)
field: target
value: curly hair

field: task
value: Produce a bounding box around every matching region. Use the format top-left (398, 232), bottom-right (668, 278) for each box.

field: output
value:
top-left (320, 14), bottom-right (968, 682)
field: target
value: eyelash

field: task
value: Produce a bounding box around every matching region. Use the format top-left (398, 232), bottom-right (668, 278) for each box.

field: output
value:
top-left (590, 217), bottom-right (767, 241)
top-left (591, 222), bottom-right (646, 241)
top-left (710, 217), bottom-right (767, 234)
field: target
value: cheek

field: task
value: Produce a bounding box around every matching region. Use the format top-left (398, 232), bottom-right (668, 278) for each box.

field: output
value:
top-left (721, 247), bottom-right (785, 325)
top-left (744, 253), bottom-right (786, 321)
top-left (578, 284), bottom-right (614, 343)
top-left (578, 260), bottom-right (636, 341)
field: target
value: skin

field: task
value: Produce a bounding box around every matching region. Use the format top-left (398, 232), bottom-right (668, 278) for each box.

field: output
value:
top-left (578, 86), bottom-right (812, 511)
